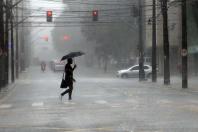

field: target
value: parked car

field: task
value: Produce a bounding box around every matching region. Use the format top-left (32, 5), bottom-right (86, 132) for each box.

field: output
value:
top-left (51, 60), bottom-right (65, 72)
top-left (117, 65), bottom-right (152, 78)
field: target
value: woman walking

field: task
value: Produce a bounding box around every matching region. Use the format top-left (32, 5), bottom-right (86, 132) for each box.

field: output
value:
top-left (60, 58), bottom-right (77, 100)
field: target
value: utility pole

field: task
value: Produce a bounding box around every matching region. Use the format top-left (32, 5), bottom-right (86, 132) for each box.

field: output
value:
top-left (21, 0), bottom-right (25, 71)
top-left (138, 0), bottom-right (145, 81)
top-left (182, 0), bottom-right (188, 88)
top-left (16, 3), bottom-right (19, 79)
top-left (161, 0), bottom-right (170, 85)
top-left (152, 0), bottom-right (157, 82)
top-left (5, 0), bottom-right (10, 85)
top-left (10, 0), bottom-right (14, 82)
top-left (0, 0), bottom-right (4, 88)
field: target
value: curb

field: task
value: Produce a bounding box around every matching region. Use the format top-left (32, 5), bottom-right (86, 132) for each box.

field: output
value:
top-left (142, 79), bottom-right (198, 95)
top-left (0, 83), bottom-right (16, 101)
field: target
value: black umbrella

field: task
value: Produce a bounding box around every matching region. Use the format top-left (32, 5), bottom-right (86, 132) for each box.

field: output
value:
top-left (61, 51), bottom-right (85, 61)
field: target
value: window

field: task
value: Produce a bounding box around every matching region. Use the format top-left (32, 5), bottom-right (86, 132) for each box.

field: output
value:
top-left (132, 66), bottom-right (139, 70)
top-left (144, 66), bottom-right (149, 70)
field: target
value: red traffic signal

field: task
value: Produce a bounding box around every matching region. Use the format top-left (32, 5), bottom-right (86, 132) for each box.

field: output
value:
top-left (92, 10), bottom-right (98, 21)
top-left (46, 11), bottom-right (53, 22)
top-left (92, 10), bottom-right (98, 16)
top-left (47, 11), bottom-right (52, 16)
top-left (63, 35), bottom-right (70, 41)
top-left (42, 35), bottom-right (49, 41)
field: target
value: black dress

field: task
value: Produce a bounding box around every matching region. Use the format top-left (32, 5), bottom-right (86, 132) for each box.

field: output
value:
top-left (65, 63), bottom-right (73, 86)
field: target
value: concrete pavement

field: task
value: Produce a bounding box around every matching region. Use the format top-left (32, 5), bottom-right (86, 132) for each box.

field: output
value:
top-left (0, 66), bottom-right (198, 132)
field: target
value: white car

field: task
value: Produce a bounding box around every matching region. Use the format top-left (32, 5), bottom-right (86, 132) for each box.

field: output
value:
top-left (51, 60), bottom-right (65, 72)
top-left (117, 65), bottom-right (152, 78)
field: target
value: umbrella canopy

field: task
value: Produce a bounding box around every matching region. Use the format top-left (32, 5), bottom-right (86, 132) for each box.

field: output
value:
top-left (61, 51), bottom-right (85, 61)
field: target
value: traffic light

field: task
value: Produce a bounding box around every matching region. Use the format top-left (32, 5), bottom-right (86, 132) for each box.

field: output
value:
top-left (92, 10), bottom-right (98, 21)
top-left (46, 11), bottom-right (52, 22)
top-left (63, 35), bottom-right (70, 41)
top-left (42, 35), bottom-right (49, 41)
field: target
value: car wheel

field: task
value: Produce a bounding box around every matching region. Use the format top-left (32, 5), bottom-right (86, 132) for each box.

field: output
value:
top-left (121, 74), bottom-right (128, 78)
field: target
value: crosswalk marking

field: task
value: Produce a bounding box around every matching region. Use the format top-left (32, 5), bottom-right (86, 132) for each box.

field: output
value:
top-left (111, 104), bottom-right (121, 108)
top-left (63, 102), bottom-right (76, 105)
top-left (0, 104), bottom-right (12, 109)
top-left (0, 100), bottom-right (124, 109)
top-left (32, 102), bottom-right (44, 107)
top-left (95, 100), bottom-right (108, 104)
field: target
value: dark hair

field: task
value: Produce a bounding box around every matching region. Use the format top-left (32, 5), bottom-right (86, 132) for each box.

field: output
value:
top-left (67, 58), bottom-right (73, 64)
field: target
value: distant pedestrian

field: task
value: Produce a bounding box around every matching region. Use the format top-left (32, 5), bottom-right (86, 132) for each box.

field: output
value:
top-left (41, 61), bottom-right (46, 72)
top-left (60, 58), bottom-right (77, 100)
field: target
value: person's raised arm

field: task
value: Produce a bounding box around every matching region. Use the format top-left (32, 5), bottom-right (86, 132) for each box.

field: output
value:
top-left (73, 64), bottom-right (77, 71)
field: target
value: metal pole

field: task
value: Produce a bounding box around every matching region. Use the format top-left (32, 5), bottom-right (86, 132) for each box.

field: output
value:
top-left (16, 3), bottom-right (19, 79)
top-left (0, 0), bottom-right (4, 88)
top-left (182, 0), bottom-right (188, 88)
top-left (152, 0), bottom-right (157, 82)
top-left (162, 0), bottom-right (170, 85)
top-left (10, 0), bottom-right (14, 82)
top-left (5, 0), bottom-right (9, 85)
top-left (138, 0), bottom-right (145, 81)
top-left (21, 0), bottom-right (25, 71)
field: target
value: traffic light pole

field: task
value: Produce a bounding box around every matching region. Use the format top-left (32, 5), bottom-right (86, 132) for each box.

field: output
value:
top-left (138, 0), bottom-right (145, 81)
top-left (161, 0), bottom-right (170, 85)
top-left (152, 0), bottom-right (157, 82)
top-left (182, 0), bottom-right (188, 88)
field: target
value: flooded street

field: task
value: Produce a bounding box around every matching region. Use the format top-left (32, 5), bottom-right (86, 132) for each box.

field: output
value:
top-left (0, 66), bottom-right (198, 132)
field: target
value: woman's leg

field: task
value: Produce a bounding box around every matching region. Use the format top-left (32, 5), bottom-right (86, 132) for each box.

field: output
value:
top-left (61, 88), bottom-right (69, 96)
top-left (68, 84), bottom-right (73, 100)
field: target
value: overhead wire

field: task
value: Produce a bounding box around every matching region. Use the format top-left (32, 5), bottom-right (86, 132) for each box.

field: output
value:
top-left (9, 0), bottom-right (195, 29)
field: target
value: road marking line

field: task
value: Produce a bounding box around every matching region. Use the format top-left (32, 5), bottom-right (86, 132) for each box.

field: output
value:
top-left (95, 100), bottom-right (107, 104)
top-left (63, 102), bottom-right (76, 105)
top-left (0, 125), bottom-right (113, 131)
top-left (157, 99), bottom-right (172, 104)
top-left (40, 127), bottom-right (113, 131)
top-left (32, 102), bottom-right (44, 107)
top-left (111, 104), bottom-right (121, 108)
top-left (0, 104), bottom-right (12, 109)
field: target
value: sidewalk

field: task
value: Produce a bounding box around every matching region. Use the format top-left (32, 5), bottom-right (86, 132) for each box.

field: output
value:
top-left (0, 83), bottom-right (16, 100)
top-left (0, 69), bottom-right (29, 101)
top-left (145, 76), bottom-right (198, 94)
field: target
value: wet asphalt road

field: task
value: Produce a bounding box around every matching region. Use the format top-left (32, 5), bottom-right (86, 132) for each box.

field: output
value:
top-left (0, 67), bottom-right (198, 132)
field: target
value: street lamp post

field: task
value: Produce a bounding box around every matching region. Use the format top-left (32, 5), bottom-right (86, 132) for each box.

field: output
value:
top-left (152, 0), bottom-right (157, 82)
top-left (138, 0), bottom-right (145, 81)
